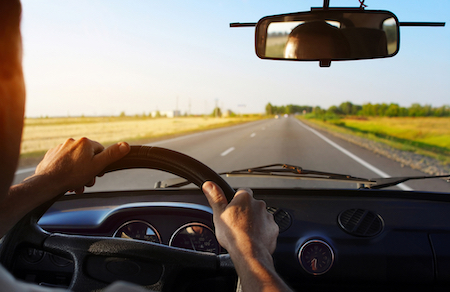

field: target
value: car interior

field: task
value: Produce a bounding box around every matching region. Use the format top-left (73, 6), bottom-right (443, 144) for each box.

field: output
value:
top-left (1, 1), bottom-right (449, 291)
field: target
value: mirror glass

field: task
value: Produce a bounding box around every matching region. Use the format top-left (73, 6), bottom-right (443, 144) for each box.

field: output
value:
top-left (256, 10), bottom-right (399, 62)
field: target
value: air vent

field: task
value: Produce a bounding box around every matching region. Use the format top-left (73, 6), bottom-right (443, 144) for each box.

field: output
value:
top-left (338, 209), bottom-right (383, 237)
top-left (267, 207), bottom-right (292, 233)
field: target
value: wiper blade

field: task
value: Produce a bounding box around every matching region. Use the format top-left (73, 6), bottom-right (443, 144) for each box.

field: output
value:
top-left (226, 164), bottom-right (450, 189)
top-left (155, 163), bottom-right (450, 190)
top-left (223, 164), bottom-right (376, 185)
top-left (154, 163), bottom-right (376, 188)
top-left (369, 174), bottom-right (450, 190)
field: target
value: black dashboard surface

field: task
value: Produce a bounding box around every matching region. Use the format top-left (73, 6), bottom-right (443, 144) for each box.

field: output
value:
top-left (11, 188), bottom-right (450, 291)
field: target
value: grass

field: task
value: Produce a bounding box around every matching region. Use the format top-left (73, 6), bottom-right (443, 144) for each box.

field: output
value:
top-left (21, 116), bottom-right (263, 158)
top-left (300, 116), bottom-right (450, 165)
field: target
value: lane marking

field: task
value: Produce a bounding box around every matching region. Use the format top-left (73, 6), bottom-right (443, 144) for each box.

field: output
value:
top-left (250, 133), bottom-right (256, 138)
top-left (14, 120), bottom-right (271, 176)
top-left (146, 119), bottom-right (270, 146)
top-left (296, 120), bottom-right (413, 191)
top-left (15, 167), bottom-right (36, 175)
top-left (221, 147), bottom-right (235, 157)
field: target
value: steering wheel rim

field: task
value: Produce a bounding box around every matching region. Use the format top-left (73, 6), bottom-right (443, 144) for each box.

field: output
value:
top-left (0, 146), bottom-right (236, 291)
top-left (102, 146), bottom-right (235, 202)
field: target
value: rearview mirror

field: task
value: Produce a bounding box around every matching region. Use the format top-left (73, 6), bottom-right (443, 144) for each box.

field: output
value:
top-left (255, 9), bottom-right (399, 66)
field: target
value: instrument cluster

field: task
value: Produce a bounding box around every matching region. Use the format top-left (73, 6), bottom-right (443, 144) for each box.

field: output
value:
top-left (112, 219), bottom-right (221, 254)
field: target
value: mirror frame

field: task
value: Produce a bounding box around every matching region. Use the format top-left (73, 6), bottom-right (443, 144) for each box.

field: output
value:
top-left (255, 9), bottom-right (400, 65)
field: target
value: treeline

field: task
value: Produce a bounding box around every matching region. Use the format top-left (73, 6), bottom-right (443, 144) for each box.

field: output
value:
top-left (266, 102), bottom-right (450, 117)
top-left (265, 103), bottom-right (313, 115)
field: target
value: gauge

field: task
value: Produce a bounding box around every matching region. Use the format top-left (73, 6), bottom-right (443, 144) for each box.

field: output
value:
top-left (298, 239), bottom-right (334, 275)
top-left (20, 248), bottom-right (44, 264)
top-left (113, 220), bottom-right (161, 244)
top-left (169, 223), bottom-right (219, 254)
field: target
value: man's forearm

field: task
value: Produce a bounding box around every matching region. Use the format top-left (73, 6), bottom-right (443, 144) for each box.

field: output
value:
top-left (230, 245), bottom-right (293, 292)
top-left (0, 175), bottom-right (61, 237)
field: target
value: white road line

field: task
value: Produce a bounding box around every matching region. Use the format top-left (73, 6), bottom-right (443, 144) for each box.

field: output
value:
top-left (145, 119), bottom-right (268, 146)
top-left (15, 167), bottom-right (36, 175)
top-left (250, 133), bottom-right (256, 138)
top-left (296, 120), bottom-right (413, 191)
top-left (221, 147), bottom-right (235, 157)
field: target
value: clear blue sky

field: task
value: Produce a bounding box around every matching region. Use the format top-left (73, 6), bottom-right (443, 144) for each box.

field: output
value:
top-left (20, 0), bottom-right (449, 117)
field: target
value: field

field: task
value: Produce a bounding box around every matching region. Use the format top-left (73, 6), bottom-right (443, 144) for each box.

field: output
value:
top-left (302, 116), bottom-right (450, 165)
top-left (21, 116), bottom-right (261, 157)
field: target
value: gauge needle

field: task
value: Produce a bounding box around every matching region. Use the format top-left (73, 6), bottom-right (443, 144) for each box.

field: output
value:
top-left (189, 237), bottom-right (196, 251)
top-left (311, 258), bottom-right (318, 271)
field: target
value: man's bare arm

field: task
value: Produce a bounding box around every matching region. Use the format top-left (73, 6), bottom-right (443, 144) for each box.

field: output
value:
top-left (202, 181), bottom-right (293, 292)
top-left (0, 138), bottom-right (130, 237)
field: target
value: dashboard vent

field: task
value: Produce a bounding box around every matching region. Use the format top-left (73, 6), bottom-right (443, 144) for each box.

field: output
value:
top-left (267, 207), bottom-right (292, 233)
top-left (338, 209), bottom-right (383, 237)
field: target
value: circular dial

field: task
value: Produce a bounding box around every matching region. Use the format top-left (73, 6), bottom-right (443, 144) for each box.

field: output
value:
top-left (169, 223), bottom-right (219, 254)
top-left (298, 240), bottom-right (334, 275)
top-left (113, 220), bottom-right (161, 243)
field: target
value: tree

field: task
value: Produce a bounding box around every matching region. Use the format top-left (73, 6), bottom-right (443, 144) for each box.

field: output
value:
top-left (327, 105), bottom-right (341, 115)
top-left (211, 107), bottom-right (222, 117)
top-left (385, 103), bottom-right (400, 117)
top-left (361, 103), bottom-right (375, 116)
top-left (265, 103), bottom-right (273, 115)
top-left (339, 101), bottom-right (353, 115)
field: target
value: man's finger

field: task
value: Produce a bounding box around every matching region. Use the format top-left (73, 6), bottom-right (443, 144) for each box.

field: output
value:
top-left (93, 142), bottom-right (130, 167)
top-left (89, 139), bottom-right (105, 155)
top-left (202, 181), bottom-right (228, 214)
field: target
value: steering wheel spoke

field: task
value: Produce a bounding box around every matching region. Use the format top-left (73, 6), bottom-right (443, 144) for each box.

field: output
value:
top-left (1, 146), bottom-right (236, 291)
top-left (43, 233), bottom-right (220, 290)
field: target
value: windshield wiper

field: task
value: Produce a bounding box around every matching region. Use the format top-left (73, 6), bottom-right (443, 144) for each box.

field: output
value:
top-left (225, 164), bottom-right (450, 189)
top-left (223, 163), bottom-right (376, 185)
top-left (368, 175), bottom-right (450, 189)
top-left (155, 163), bottom-right (450, 190)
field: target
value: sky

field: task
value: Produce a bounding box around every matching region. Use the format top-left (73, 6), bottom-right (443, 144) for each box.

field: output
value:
top-left (20, 0), bottom-right (450, 117)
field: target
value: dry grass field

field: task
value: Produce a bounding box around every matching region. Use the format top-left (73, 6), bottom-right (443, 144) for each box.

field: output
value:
top-left (21, 116), bottom-right (261, 157)
top-left (302, 116), bottom-right (450, 164)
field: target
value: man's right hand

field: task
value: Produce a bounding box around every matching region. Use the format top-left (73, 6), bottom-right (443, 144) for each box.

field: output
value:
top-left (202, 181), bottom-right (278, 256)
top-left (202, 181), bottom-right (292, 292)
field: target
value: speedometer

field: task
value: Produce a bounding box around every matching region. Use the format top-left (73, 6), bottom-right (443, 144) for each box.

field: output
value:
top-left (169, 223), bottom-right (220, 254)
top-left (113, 220), bottom-right (161, 244)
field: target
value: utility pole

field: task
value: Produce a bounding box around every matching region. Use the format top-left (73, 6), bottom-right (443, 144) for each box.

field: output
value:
top-left (215, 99), bottom-right (219, 118)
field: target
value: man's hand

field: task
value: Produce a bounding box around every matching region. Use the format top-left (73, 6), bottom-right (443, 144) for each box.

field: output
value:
top-left (33, 138), bottom-right (130, 195)
top-left (0, 138), bottom-right (130, 237)
top-left (202, 181), bottom-right (278, 256)
top-left (202, 181), bottom-right (292, 292)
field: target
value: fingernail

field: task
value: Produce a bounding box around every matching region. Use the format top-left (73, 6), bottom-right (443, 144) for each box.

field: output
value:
top-left (119, 142), bottom-right (129, 153)
top-left (202, 182), bottom-right (213, 194)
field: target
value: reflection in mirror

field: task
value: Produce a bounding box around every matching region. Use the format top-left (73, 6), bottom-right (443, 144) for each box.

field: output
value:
top-left (257, 10), bottom-right (399, 63)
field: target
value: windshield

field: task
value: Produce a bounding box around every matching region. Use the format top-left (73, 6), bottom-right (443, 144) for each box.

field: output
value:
top-left (14, 0), bottom-right (449, 193)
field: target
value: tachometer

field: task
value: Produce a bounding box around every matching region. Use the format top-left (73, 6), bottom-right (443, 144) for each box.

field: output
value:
top-left (113, 220), bottom-right (161, 244)
top-left (169, 223), bottom-right (219, 254)
top-left (298, 239), bottom-right (334, 275)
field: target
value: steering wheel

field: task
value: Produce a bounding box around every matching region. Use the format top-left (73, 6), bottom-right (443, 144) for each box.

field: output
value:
top-left (0, 146), bottom-right (236, 291)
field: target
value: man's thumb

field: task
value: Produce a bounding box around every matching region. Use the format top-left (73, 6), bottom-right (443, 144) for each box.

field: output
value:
top-left (202, 181), bottom-right (228, 214)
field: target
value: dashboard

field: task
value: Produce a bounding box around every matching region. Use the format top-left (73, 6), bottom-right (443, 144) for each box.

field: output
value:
top-left (8, 188), bottom-right (450, 291)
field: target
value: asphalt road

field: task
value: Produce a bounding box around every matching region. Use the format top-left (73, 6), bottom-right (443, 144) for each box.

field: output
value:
top-left (14, 117), bottom-right (449, 193)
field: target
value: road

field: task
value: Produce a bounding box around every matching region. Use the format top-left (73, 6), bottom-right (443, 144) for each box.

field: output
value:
top-left (14, 117), bottom-right (449, 193)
